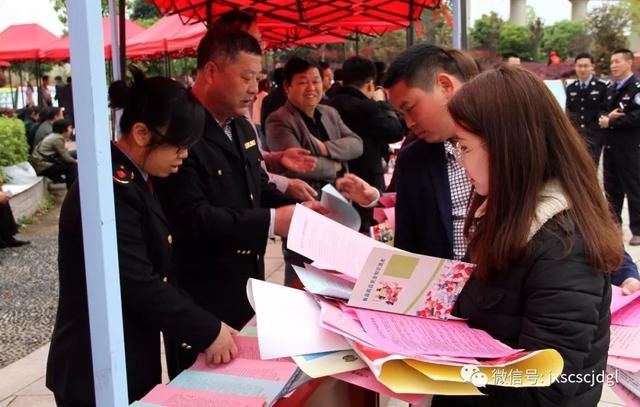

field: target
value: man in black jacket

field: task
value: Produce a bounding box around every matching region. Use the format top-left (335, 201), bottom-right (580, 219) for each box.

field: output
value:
top-left (155, 28), bottom-right (318, 375)
top-left (329, 56), bottom-right (404, 230)
top-left (599, 48), bottom-right (640, 246)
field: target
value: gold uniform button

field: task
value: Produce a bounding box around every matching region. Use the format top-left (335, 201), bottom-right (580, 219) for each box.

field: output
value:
top-left (236, 249), bottom-right (241, 254)
top-left (167, 235), bottom-right (173, 244)
top-left (186, 345), bottom-right (192, 350)
top-left (246, 250), bottom-right (252, 255)
top-left (162, 277), bottom-right (168, 283)
top-left (181, 342), bottom-right (188, 348)
top-left (217, 169), bottom-right (223, 176)
top-left (250, 193), bottom-right (254, 200)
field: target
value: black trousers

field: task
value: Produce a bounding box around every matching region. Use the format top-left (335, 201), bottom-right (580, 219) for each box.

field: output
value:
top-left (54, 394), bottom-right (94, 407)
top-left (580, 128), bottom-right (604, 168)
top-left (41, 162), bottom-right (77, 188)
top-left (0, 201), bottom-right (18, 242)
top-left (604, 143), bottom-right (640, 235)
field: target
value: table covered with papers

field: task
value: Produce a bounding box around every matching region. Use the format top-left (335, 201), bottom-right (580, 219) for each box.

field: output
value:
top-left (133, 204), bottom-right (640, 406)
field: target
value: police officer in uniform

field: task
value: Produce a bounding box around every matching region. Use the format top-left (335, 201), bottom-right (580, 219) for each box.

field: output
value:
top-left (47, 75), bottom-right (238, 406)
top-left (599, 48), bottom-right (640, 246)
top-left (566, 52), bottom-right (608, 166)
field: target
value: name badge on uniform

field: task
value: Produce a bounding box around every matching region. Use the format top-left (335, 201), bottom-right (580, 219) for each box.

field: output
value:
top-left (569, 92), bottom-right (577, 96)
top-left (590, 90), bottom-right (600, 95)
top-left (244, 140), bottom-right (257, 150)
top-left (622, 95), bottom-right (631, 101)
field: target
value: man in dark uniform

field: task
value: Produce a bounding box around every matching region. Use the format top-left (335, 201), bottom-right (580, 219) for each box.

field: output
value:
top-left (599, 48), bottom-right (640, 246)
top-left (155, 29), bottom-right (318, 375)
top-left (565, 52), bottom-right (608, 166)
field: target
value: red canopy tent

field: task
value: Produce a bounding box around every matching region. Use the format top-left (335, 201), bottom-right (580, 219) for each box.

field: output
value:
top-left (40, 17), bottom-right (146, 61)
top-left (127, 14), bottom-right (205, 59)
top-left (147, 0), bottom-right (435, 28)
top-left (145, 0), bottom-right (452, 50)
top-left (0, 24), bottom-right (59, 61)
top-left (126, 14), bottom-right (383, 58)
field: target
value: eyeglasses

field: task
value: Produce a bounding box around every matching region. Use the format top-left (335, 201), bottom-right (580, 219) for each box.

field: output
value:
top-left (150, 129), bottom-right (192, 155)
top-left (451, 140), bottom-right (485, 163)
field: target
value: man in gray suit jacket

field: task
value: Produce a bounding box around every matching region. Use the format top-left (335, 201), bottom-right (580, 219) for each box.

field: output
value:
top-left (266, 57), bottom-right (363, 192)
top-left (266, 56), bottom-right (363, 285)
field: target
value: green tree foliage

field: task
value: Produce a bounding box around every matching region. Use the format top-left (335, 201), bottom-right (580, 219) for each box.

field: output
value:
top-left (131, 0), bottom-right (159, 19)
top-left (420, 1), bottom-right (453, 48)
top-left (469, 12), bottom-right (504, 50)
top-left (587, 1), bottom-right (632, 73)
top-left (130, 0), bottom-right (161, 27)
top-left (527, 17), bottom-right (544, 62)
top-left (627, 0), bottom-right (640, 34)
top-left (498, 23), bottom-right (533, 59)
top-left (50, 0), bottom-right (132, 28)
top-left (0, 117), bottom-right (29, 167)
top-left (542, 20), bottom-right (590, 60)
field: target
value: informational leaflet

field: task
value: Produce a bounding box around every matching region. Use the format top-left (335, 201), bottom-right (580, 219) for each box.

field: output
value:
top-left (291, 350), bottom-right (366, 378)
top-left (140, 384), bottom-right (265, 407)
top-left (348, 248), bottom-right (474, 320)
top-left (292, 264), bottom-right (354, 300)
top-left (353, 308), bottom-right (520, 359)
top-left (320, 184), bottom-right (361, 231)
top-left (348, 340), bottom-right (563, 395)
top-left (610, 325), bottom-right (640, 359)
top-left (287, 204), bottom-right (402, 278)
top-left (246, 278), bottom-right (350, 359)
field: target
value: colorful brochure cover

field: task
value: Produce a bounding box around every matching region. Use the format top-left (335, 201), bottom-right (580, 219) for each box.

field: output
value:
top-left (348, 247), bottom-right (474, 320)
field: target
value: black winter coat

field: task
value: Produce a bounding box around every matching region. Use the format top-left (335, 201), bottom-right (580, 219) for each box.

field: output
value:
top-left (155, 113), bottom-right (296, 331)
top-left (329, 86), bottom-right (404, 192)
top-left (46, 144), bottom-right (219, 404)
top-left (434, 213), bottom-right (611, 407)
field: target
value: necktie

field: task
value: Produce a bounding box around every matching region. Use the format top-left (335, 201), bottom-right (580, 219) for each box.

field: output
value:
top-left (581, 82), bottom-right (586, 90)
top-left (222, 119), bottom-right (233, 141)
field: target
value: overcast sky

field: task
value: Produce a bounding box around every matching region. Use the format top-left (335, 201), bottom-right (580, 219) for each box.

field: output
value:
top-left (0, 0), bottom-right (611, 36)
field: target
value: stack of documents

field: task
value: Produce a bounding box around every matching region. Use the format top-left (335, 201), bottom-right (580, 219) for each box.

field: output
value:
top-left (243, 205), bottom-right (565, 398)
top-left (135, 322), bottom-right (307, 406)
top-left (607, 286), bottom-right (640, 403)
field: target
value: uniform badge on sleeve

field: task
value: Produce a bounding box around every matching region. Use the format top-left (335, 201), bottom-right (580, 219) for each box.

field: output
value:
top-left (113, 165), bottom-right (134, 184)
top-left (635, 93), bottom-right (640, 105)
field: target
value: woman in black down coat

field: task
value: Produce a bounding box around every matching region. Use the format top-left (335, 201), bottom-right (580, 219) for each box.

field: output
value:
top-left (434, 65), bottom-right (623, 406)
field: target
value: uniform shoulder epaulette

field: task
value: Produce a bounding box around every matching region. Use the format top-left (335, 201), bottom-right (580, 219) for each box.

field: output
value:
top-left (567, 81), bottom-right (578, 88)
top-left (597, 78), bottom-right (608, 85)
top-left (113, 163), bottom-right (135, 185)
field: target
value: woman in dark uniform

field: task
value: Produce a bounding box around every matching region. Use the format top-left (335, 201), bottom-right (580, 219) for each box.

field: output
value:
top-left (46, 73), bottom-right (239, 406)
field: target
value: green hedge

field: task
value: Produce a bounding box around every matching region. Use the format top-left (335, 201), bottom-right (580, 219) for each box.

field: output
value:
top-left (0, 117), bottom-right (29, 167)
